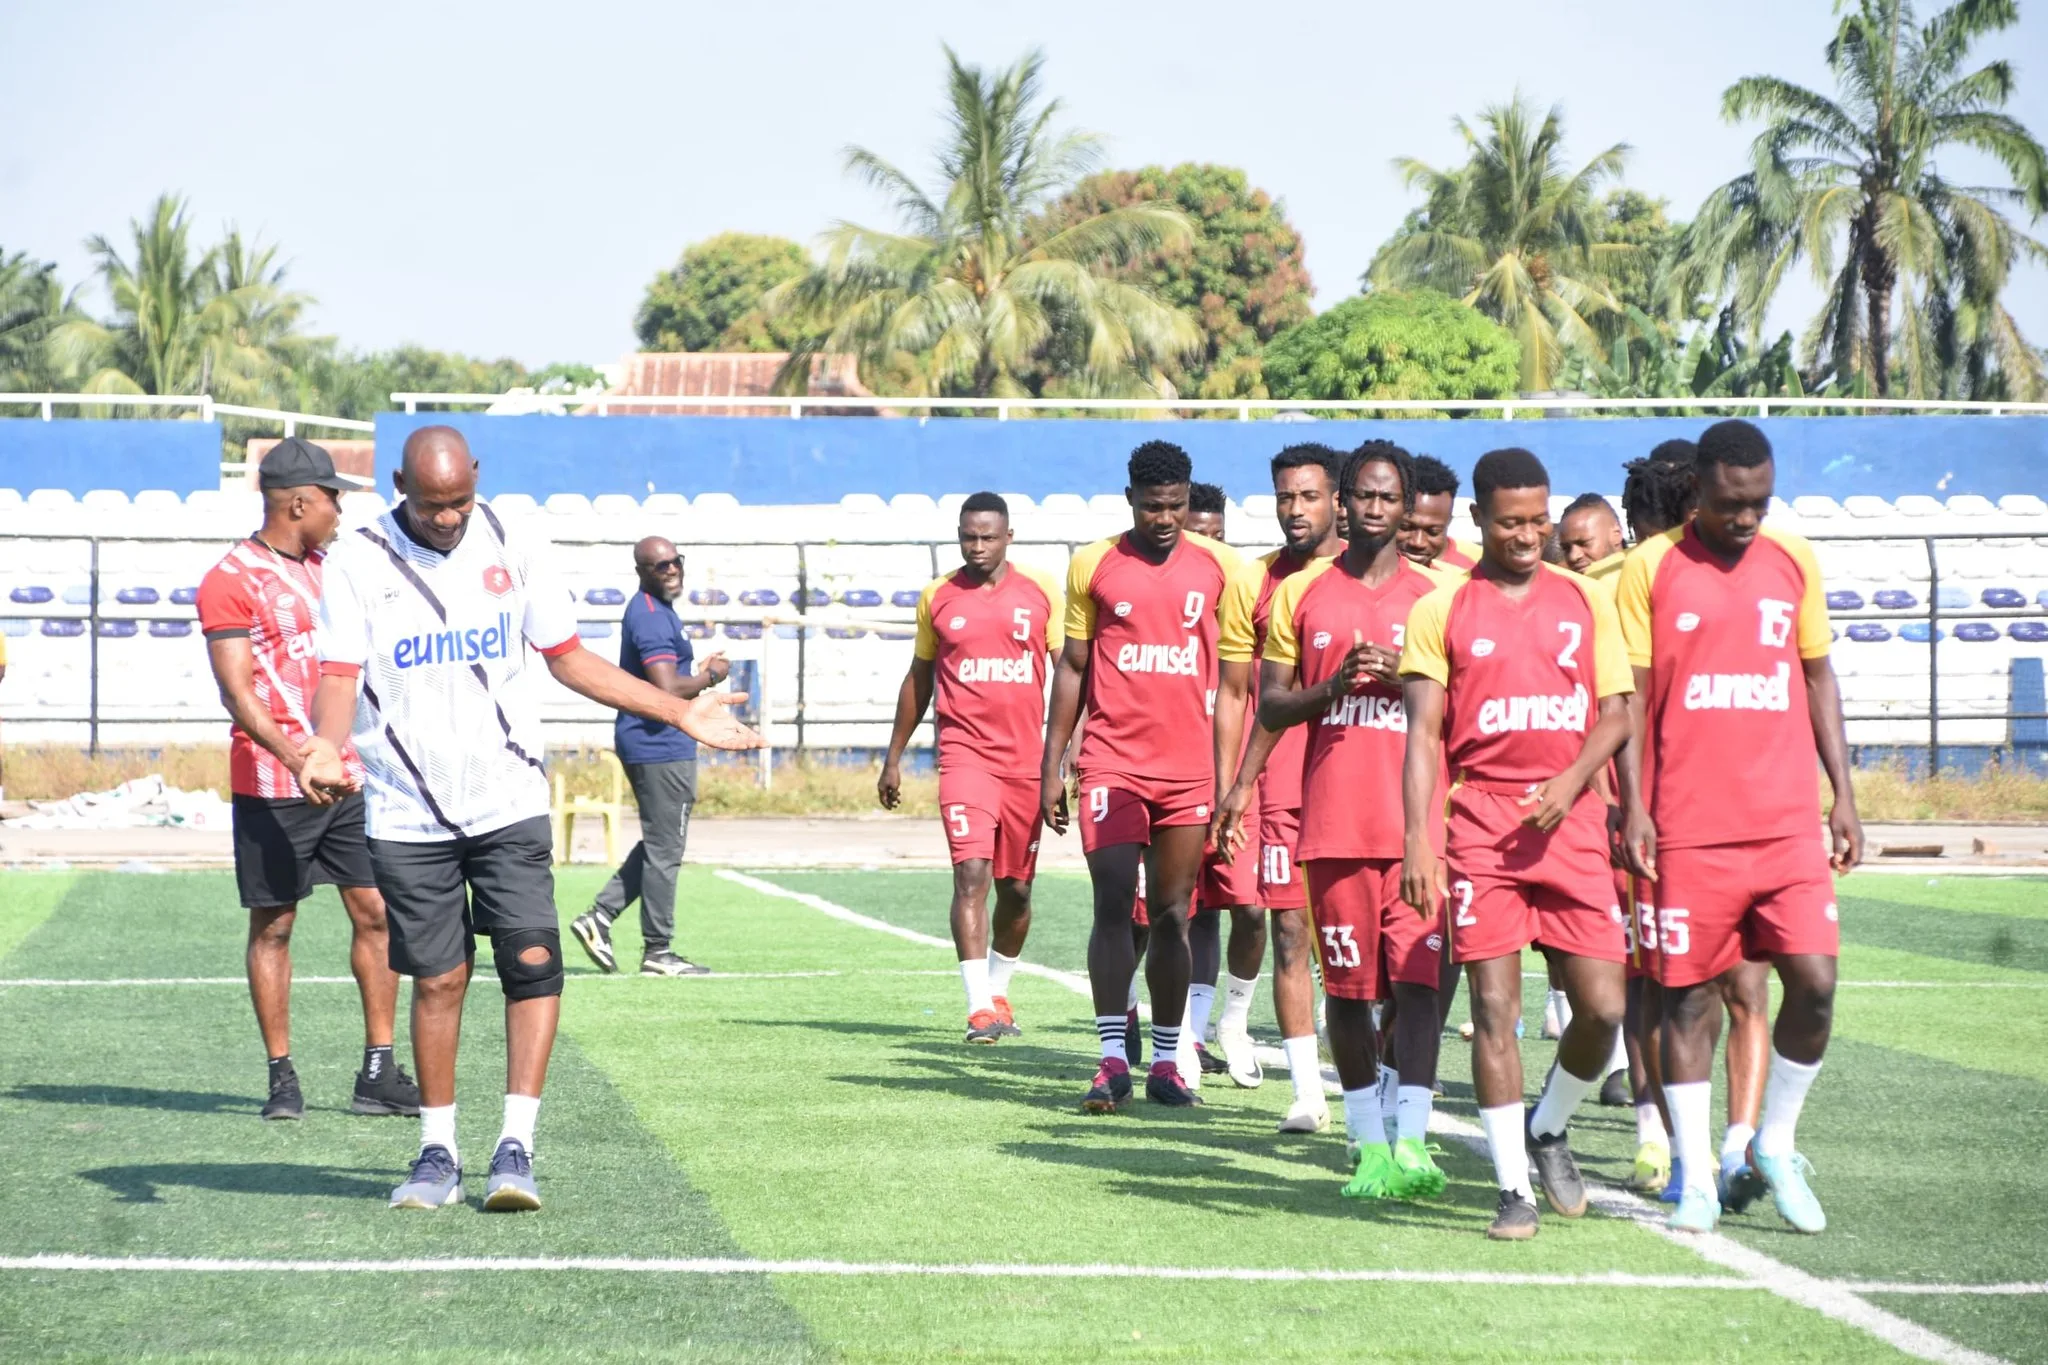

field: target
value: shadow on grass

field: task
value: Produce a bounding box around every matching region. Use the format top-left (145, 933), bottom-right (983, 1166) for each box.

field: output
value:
top-left (9, 1083), bottom-right (254, 1115)
top-left (79, 1161), bottom-right (395, 1204)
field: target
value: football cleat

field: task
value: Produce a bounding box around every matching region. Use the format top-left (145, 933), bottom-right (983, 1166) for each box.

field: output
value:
top-left (390, 1145), bottom-right (463, 1209)
top-left (641, 951), bottom-right (711, 977)
top-left (1486, 1189), bottom-right (1541, 1240)
top-left (990, 996), bottom-right (1021, 1037)
top-left (964, 1010), bottom-right (1006, 1044)
top-left (1751, 1145), bottom-right (1826, 1234)
top-left (1598, 1070), bottom-right (1632, 1107)
top-left (569, 911), bottom-right (616, 974)
top-left (1390, 1138), bottom-right (1448, 1200)
top-left (481, 1139), bottom-right (540, 1212)
top-left (1145, 1061), bottom-right (1202, 1107)
top-left (1195, 1041), bottom-right (1228, 1076)
top-left (1668, 1185), bottom-right (1720, 1234)
top-left (1341, 1142), bottom-right (1397, 1199)
top-left (1718, 1156), bottom-right (1769, 1214)
top-left (261, 1066), bottom-right (304, 1122)
top-left (351, 1061), bottom-right (421, 1117)
top-left (1124, 1008), bottom-right (1143, 1069)
top-left (1277, 1097), bottom-right (1330, 1134)
top-left (1217, 1022), bottom-right (1263, 1088)
top-left (1632, 1140), bottom-right (1672, 1194)
top-left (1525, 1112), bottom-right (1588, 1219)
top-left (1081, 1059), bottom-right (1133, 1113)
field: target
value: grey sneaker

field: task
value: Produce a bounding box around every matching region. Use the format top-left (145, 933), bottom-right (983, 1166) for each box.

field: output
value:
top-left (482, 1139), bottom-right (540, 1212)
top-left (641, 950), bottom-right (711, 977)
top-left (570, 912), bottom-right (616, 973)
top-left (390, 1145), bottom-right (463, 1209)
top-left (1526, 1109), bottom-right (1589, 1218)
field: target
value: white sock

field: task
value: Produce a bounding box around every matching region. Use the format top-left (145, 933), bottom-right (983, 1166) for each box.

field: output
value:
top-left (498, 1093), bottom-right (539, 1153)
top-left (1665, 1080), bottom-right (1715, 1195)
top-left (1282, 1035), bottom-right (1321, 1106)
top-left (420, 1103), bottom-right (457, 1162)
top-left (1396, 1085), bottom-right (1434, 1146)
top-left (1095, 1015), bottom-right (1128, 1065)
top-left (1637, 1101), bottom-right (1668, 1147)
top-left (1607, 1026), bottom-right (1630, 1078)
top-left (1220, 972), bottom-right (1258, 1033)
top-left (1126, 972), bottom-right (1141, 1012)
top-left (1722, 1122), bottom-right (1757, 1173)
top-left (1479, 1102), bottom-right (1533, 1199)
top-left (1377, 1066), bottom-right (1401, 1134)
top-left (1529, 1063), bottom-right (1599, 1141)
top-left (1187, 983), bottom-right (1216, 1044)
top-left (1757, 1053), bottom-right (1821, 1158)
top-left (959, 957), bottom-right (993, 1014)
top-left (1152, 1023), bottom-right (1182, 1067)
top-left (987, 950), bottom-right (1019, 998)
top-left (1547, 988), bottom-right (1572, 1029)
top-left (1341, 1085), bottom-right (1386, 1146)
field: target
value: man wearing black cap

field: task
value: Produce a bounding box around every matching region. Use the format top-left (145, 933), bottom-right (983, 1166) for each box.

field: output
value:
top-left (197, 437), bottom-right (421, 1122)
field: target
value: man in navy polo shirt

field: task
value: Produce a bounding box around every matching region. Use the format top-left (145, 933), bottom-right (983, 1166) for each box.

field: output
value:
top-left (572, 536), bottom-right (729, 976)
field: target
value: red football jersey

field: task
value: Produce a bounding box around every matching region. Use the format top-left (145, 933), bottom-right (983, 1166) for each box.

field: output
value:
top-left (1218, 547), bottom-right (1326, 810)
top-left (1438, 539), bottom-right (1481, 572)
top-left (1066, 531), bottom-right (1242, 785)
top-left (1401, 564), bottom-right (1633, 785)
top-left (1617, 525), bottom-right (1832, 850)
top-left (1269, 557), bottom-right (1447, 859)
top-left (914, 563), bottom-right (1062, 777)
top-left (197, 538), bottom-right (365, 800)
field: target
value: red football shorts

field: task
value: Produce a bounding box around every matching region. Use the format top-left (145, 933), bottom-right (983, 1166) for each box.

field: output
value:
top-left (1132, 866), bottom-right (1194, 928)
top-left (937, 767), bottom-right (1042, 882)
top-left (1651, 834), bottom-right (1838, 988)
top-left (1444, 783), bottom-right (1626, 966)
top-left (1619, 870), bottom-right (1662, 982)
top-left (1258, 805), bottom-right (1308, 911)
top-left (1199, 786), bottom-right (1260, 910)
top-left (1077, 773), bottom-right (1212, 855)
top-left (1305, 857), bottom-right (1444, 1001)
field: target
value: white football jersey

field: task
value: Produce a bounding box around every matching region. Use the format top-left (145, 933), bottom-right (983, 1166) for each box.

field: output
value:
top-left (319, 501), bottom-right (578, 842)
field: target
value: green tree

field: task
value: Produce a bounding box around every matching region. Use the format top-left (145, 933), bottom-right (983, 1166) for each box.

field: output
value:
top-left (1681, 0), bottom-right (2048, 398)
top-left (0, 249), bottom-right (84, 392)
top-left (1036, 164), bottom-right (1312, 397)
top-left (768, 46), bottom-right (1197, 399)
top-left (294, 347), bottom-right (531, 419)
top-left (1259, 290), bottom-right (1521, 409)
top-left (1367, 96), bottom-right (1638, 392)
top-left (635, 233), bottom-right (812, 352)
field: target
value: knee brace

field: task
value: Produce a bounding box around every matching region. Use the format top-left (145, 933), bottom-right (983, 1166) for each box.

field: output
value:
top-left (493, 927), bottom-right (564, 1000)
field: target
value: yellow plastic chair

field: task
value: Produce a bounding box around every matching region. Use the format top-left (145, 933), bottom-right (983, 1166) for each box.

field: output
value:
top-left (551, 749), bottom-right (628, 867)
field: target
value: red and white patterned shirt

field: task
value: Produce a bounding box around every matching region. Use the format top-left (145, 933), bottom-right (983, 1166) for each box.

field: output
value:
top-left (197, 539), bottom-right (365, 800)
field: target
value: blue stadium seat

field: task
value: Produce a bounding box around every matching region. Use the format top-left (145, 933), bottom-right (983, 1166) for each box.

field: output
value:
top-left (723, 623), bottom-right (763, 640)
top-left (841, 589), bottom-right (883, 608)
top-left (1981, 587), bottom-right (2027, 609)
top-left (826, 627), bottom-right (867, 639)
top-left (774, 624), bottom-right (818, 639)
top-left (1826, 590), bottom-right (1865, 611)
top-left (1873, 589), bottom-right (1918, 610)
top-left (682, 621), bottom-right (714, 639)
top-left (580, 622), bottom-right (614, 639)
top-left (42, 620), bottom-right (85, 637)
top-left (1846, 623), bottom-right (1892, 643)
top-left (61, 585), bottom-right (91, 605)
top-left (96, 620), bottom-right (137, 638)
top-left (2010, 621), bottom-right (2048, 643)
top-left (1953, 622), bottom-right (2001, 642)
top-left (1899, 622), bottom-right (1945, 642)
top-left (797, 588), bottom-right (829, 608)
top-left (171, 587), bottom-right (199, 605)
top-left (2039, 590), bottom-right (2048, 609)
top-left (1936, 586), bottom-right (1971, 610)
top-left (1, 619), bottom-right (28, 637)
top-left (892, 589), bottom-right (922, 608)
top-left (584, 587), bottom-right (625, 607)
top-left (115, 586), bottom-right (159, 605)
top-left (739, 589), bottom-right (781, 607)
top-left (11, 586), bottom-right (53, 604)
top-left (689, 588), bottom-right (731, 606)
top-left (876, 629), bottom-right (916, 641)
top-left (148, 621), bottom-right (191, 638)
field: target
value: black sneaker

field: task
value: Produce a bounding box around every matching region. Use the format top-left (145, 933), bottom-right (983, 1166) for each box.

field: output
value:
top-left (1486, 1189), bottom-right (1541, 1240)
top-left (1195, 1041), bottom-right (1229, 1076)
top-left (261, 1066), bottom-right (304, 1121)
top-left (641, 950), bottom-right (712, 977)
top-left (1526, 1109), bottom-right (1589, 1218)
top-left (1598, 1070), bottom-right (1632, 1107)
top-left (570, 911), bottom-right (616, 973)
top-left (352, 1062), bottom-right (422, 1116)
top-left (1144, 1061), bottom-right (1203, 1107)
top-left (1081, 1059), bottom-right (1133, 1113)
top-left (1123, 1007), bottom-right (1143, 1069)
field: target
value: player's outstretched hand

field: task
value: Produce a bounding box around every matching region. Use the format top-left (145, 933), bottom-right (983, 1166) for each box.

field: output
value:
top-left (1829, 800), bottom-right (1863, 874)
top-left (1517, 777), bottom-right (1578, 832)
top-left (673, 691), bottom-right (763, 751)
top-left (1040, 773), bottom-right (1069, 835)
top-left (1400, 842), bottom-right (1445, 918)
top-left (1210, 783), bottom-right (1253, 865)
top-left (294, 737), bottom-right (355, 807)
top-left (1620, 801), bottom-right (1658, 882)
top-left (877, 757), bottom-right (901, 810)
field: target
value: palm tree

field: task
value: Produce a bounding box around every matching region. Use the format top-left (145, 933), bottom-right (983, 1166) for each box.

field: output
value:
top-left (768, 47), bottom-right (1198, 400)
top-left (1679, 0), bottom-right (2048, 398)
top-left (1367, 96), bottom-right (1639, 392)
top-left (0, 249), bottom-right (84, 393)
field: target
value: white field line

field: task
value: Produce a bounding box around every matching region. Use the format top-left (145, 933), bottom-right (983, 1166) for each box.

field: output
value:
top-left (735, 870), bottom-right (2016, 1365)
top-left (0, 970), bottom-right (966, 989)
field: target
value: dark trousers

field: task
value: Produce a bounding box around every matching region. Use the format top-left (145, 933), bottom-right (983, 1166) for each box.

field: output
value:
top-left (592, 759), bottom-right (696, 953)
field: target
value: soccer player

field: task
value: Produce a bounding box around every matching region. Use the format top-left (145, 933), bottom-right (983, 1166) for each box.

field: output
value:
top-left (1558, 493), bottom-right (1626, 580)
top-left (1180, 479), bottom-right (1232, 1081)
top-left (197, 437), bottom-right (419, 1123)
top-left (1399, 455), bottom-right (1481, 572)
top-left (1238, 443), bottom-right (1453, 1199)
top-left (879, 492), bottom-right (1062, 1043)
top-left (571, 536), bottom-right (731, 977)
top-left (1618, 420), bottom-right (1862, 1235)
top-left (1399, 447), bottom-right (1637, 1241)
top-left (1210, 444), bottom-right (1347, 1107)
top-left (299, 426), bottom-right (760, 1213)
top-left (1041, 441), bottom-right (1241, 1111)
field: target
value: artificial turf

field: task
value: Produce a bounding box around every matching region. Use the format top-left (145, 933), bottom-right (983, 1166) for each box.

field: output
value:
top-left (0, 864), bottom-right (2039, 1361)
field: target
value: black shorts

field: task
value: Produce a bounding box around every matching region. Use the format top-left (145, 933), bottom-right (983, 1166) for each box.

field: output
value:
top-left (232, 793), bottom-right (377, 910)
top-left (367, 816), bottom-right (558, 979)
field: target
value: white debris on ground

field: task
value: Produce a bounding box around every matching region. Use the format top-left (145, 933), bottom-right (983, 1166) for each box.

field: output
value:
top-left (6, 775), bottom-right (232, 831)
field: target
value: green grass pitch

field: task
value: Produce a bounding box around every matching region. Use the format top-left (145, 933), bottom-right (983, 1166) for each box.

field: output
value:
top-left (0, 862), bottom-right (2042, 1361)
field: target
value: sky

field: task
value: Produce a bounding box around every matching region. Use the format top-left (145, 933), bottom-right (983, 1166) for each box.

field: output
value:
top-left (5, 0), bottom-right (2046, 373)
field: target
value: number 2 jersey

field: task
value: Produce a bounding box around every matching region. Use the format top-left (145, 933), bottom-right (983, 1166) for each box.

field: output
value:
top-left (1064, 531), bottom-right (1243, 786)
top-left (914, 563), bottom-right (1064, 778)
top-left (1399, 563), bottom-right (1633, 785)
top-left (1616, 524), bottom-right (1832, 850)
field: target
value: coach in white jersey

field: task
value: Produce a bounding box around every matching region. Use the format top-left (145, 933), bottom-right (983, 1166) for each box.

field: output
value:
top-left (299, 426), bottom-right (761, 1213)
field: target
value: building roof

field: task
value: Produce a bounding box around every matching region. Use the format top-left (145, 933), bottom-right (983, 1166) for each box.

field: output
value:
top-left (585, 352), bottom-right (880, 417)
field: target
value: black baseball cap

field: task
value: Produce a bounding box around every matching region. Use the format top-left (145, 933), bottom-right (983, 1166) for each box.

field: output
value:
top-left (257, 436), bottom-right (369, 493)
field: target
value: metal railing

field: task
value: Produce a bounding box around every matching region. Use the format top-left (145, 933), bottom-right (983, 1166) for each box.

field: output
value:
top-left (3, 529), bottom-right (2043, 768)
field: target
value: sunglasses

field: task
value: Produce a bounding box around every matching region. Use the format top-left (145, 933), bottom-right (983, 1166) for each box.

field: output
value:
top-left (642, 557), bottom-right (683, 574)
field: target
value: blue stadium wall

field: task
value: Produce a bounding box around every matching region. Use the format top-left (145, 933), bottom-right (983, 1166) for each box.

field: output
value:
top-left (372, 413), bottom-right (2047, 502)
top-left (0, 420), bottom-right (222, 495)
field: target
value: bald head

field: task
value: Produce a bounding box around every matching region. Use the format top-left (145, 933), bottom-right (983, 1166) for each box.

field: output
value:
top-left (394, 425), bottom-right (478, 552)
top-left (634, 536), bottom-right (683, 602)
